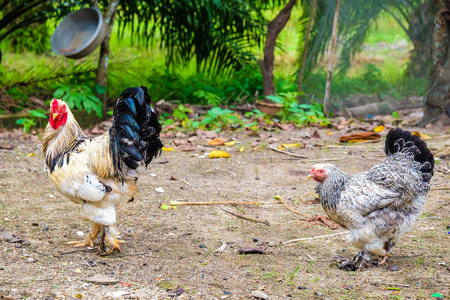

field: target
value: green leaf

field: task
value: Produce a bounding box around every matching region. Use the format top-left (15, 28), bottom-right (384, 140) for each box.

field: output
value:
top-left (265, 95), bottom-right (284, 103)
top-left (94, 83), bottom-right (107, 95)
top-left (29, 110), bottom-right (47, 119)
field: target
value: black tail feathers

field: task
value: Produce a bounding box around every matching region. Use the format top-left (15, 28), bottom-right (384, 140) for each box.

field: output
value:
top-left (109, 86), bottom-right (163, 176)
top-left (384, 128), bottom-right (434, 180)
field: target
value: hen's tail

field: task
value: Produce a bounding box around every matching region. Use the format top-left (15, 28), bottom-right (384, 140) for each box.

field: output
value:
top-left (109, 86), bottom-right (163, 179)
top-left (384, 128), bottom-right (434, 181)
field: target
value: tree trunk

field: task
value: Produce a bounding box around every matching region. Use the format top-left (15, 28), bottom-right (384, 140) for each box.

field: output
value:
top-left (419, 0), bottom-right (450, 127)
top-left (406, 2), bottom-right (434, 79)
top-left (297, 0), bottom-right (316, 95)
top-left (93, 0), bottom-right (119, 115)
top-left (258, 0), bottom-right (297, 100)
top-left (323, 0), bottom-right (340, 116)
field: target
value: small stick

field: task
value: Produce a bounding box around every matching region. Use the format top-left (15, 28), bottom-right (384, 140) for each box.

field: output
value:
top-left (214, 240), bottom-right (227, 253)
top-left (283, 231), bottom-right (347, 245)
top-left (305, 253), bottom-right (315, 261)
top-left (326, 145), bottom-right (368, 148)
top-left (269, 145), bottom-right (309, 159)
top-left (220, 206), bottom-right (269, 225)
top-left (379, 283), bottom-right (410, 287)
top-left (431, 186), bottom-right (450, 191)
top-left (429, 193), bottom-right (450, 200)
top-left (170, 200), bottom-right (280, 206)
top-left (275, 195), bottom-right (310, 219)
top-left (180, 179), bottom-right (192, 186)
top-left (302, 158), bottom-right (342, 162)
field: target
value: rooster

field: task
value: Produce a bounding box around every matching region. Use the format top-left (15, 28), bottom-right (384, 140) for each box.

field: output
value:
top-left (308, 128), bottom-right (434, 270)
top-left (42, 86), bottom-right (163, 254)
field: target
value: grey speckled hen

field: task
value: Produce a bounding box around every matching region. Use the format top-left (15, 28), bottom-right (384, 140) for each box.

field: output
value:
top-left (308, 128), bottom-right (434, 271)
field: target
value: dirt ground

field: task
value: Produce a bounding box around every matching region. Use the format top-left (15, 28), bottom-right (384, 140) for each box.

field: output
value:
top-left (0, 123), bottom-right (449, 300)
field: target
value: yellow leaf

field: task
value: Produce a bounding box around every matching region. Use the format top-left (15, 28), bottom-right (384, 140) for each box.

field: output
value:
top-left (208, 137), bottom-right (225, 146)
top-left (209, 150), bottom-right (230, 158)
top-left (277, 145), bottom-right (286, 151)
top-left (374, 125), bottom-right (385, 132)
top-left (162, 147), bottom-right (174, 151)
top-left (28, 153), bottom-right (35, 157)
top-left (224, 141), bottom-right (236, 146)
top-left (75, 294), bottom-right (82, 299)
top-left (282, 143), bottom-right (299, 148)
top-left (239, 146), bottom-right (244, 152)
top-left (181, 120), bottom-right (186, 127)
top-left (412, 131), bottom-right (431, 139)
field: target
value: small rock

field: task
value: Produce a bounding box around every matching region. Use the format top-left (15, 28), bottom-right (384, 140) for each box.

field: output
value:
top-left (111, 291), bottom-right (129, 298)
top-left (84, 274), bottom-right (120, 285)
top-left (252, 290), bottom-right (269, 299)
top-left (298, 286), bottom-right (307, 290)
top-left (76, 231), bottom-right (85, 237)
top-left (389, 266), bottom-right (399, 271)
top-left (0, 266), bottom-right (5, 270)
top-left (87, 260), bottom-right (96, 267)
top-left (252, 238), bottom-right (259, 242)
top-left (27, 258), bottom-right (34, 263)
top-left (316, 292), bottom-right (323, 296)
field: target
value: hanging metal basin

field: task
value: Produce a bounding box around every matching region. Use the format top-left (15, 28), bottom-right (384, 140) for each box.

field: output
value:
top-left (51, 7), bottom-right (106, 59)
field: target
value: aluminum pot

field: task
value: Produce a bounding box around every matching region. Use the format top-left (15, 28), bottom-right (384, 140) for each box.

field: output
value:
top-left (51, 7), bottom-right (106, 59)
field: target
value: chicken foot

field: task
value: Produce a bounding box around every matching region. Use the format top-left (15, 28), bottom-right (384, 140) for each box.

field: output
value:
top-left (67, 223), bottom-right (102, 248)
top-left (378, 253), bottom-right (393, 265)
top-left (337, 250), bottom-right (365, 271)
top-left (98, 225), bottom-right (125, 255)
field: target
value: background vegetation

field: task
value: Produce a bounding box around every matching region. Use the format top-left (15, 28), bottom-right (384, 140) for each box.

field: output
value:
top-left (0, 0), bottom-right (433, 131)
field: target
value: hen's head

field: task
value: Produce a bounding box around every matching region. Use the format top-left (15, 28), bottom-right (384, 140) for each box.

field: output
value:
top-left (307, 164), bottom-right (336, 182)
top-left (49, 99), bottom-right (68, 130)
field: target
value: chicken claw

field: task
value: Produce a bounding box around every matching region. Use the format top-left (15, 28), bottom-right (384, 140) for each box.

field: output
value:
top-left (67, 223), bottom-right (102, 248)
top-left (67, 239), bottom-right (94, 248)
top-left (378, 253), bottom-right (393, 265)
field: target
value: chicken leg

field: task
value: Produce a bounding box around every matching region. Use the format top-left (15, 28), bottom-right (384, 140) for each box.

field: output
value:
top-left (67, 223), bottom-right (102, 248)
top-left (98, 225), bottom-right (125, 255)
top-left (378, 253), bottom-right (393, 265)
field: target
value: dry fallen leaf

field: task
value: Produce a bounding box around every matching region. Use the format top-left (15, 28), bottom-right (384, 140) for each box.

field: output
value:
top-left (339, 132), bottom-right (381, 143)
top-left (282, 143), bottom-right (300, 148)
top-left (412, 131), bottom-right (431, 139)
top-left (310, 130), bottom-right (321, 139)
top-left (224, 141), bottom-right (236, 146)
top-left (209, 150), bottom-right (231, 158)
top-left (208, 137), bottom-right (225, 146)
top-left (373, 125), bottom-right (385, 132)
top-left (307, 215), bottom-right (339, 230)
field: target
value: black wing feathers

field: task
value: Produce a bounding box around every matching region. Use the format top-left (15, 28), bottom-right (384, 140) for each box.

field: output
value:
top-left (384, 128), bottom-right (434, 180)
top-left (109, 86), bottom-right (163, 179)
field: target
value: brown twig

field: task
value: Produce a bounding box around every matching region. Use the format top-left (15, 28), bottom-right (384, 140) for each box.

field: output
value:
top-left (302, 157), bottom-right (342, 162)
top-left (275, 195), bottom-right (310, 219)
top-left (431, 186), bottom-right (450, 191)
top-left (429, 193), bottom-right (450, 200)
top-left (269, 145), bottom-right (309, 159)
top-left (220, 206), bottom-right (269, 225)
top-left (379, 283), bottom-right (411, 287)
top-left (170, 200), bottom-right (280, 206)
top-left (282, 231), bottom-right (347, 245)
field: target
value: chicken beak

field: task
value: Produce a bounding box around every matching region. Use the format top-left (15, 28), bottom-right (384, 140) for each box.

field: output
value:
top-left (307, 174), bottom-right (314, 180)
top-left (52, 113), bottom-right (59, 120)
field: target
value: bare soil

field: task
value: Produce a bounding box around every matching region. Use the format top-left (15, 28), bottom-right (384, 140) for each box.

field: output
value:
top-left (0, 124), bottom-right (449, 299)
